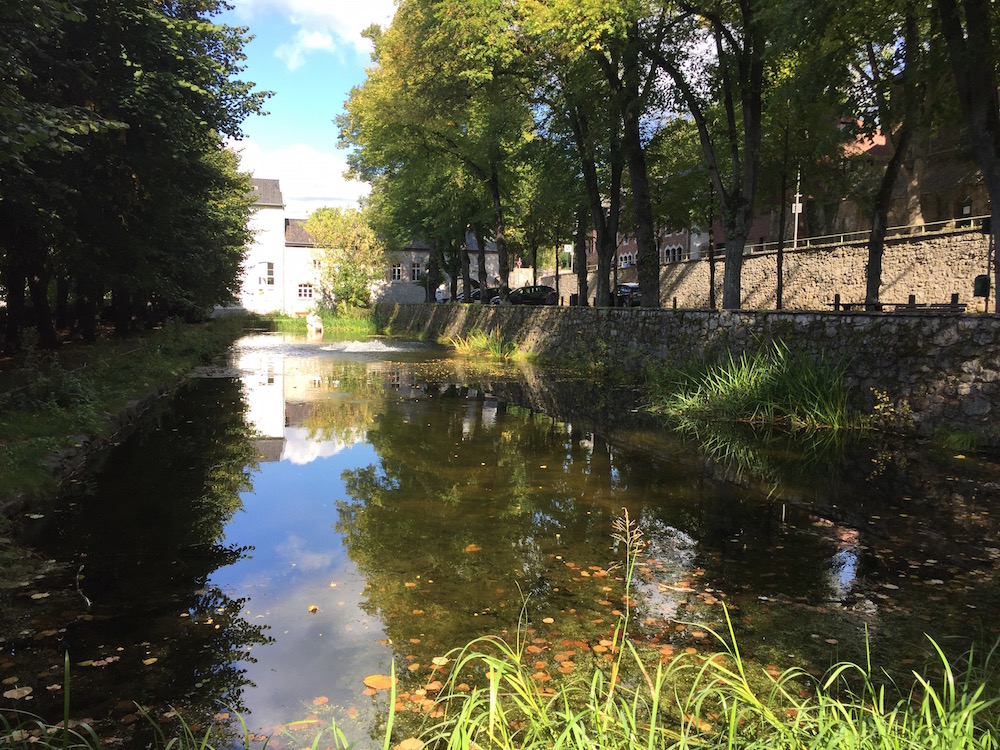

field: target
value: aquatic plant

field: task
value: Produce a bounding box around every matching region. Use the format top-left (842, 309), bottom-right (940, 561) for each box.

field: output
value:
top-left (449, 328), bottom-right (520, 360)
top-left (645, 341), bottom-right (854, 431)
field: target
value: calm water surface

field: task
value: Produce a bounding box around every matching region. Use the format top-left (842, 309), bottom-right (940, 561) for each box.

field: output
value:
top-left (3, 333), bottom-right (999, 747)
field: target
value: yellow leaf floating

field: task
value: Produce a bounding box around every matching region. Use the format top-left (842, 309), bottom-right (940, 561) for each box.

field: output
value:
top-left (143, 658), bottom-right (158, 666)
top-left (362, 674), bottom-right (396, 691)
top-left (464, 544), bottom-right (482, 553)
top-left (308, 605), bottom-right (319, 613)
top-left (2, 687), bottom-right (32, 700)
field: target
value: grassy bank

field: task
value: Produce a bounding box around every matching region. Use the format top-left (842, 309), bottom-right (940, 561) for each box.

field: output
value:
top-left (0, 316), bottom-right (256, 508)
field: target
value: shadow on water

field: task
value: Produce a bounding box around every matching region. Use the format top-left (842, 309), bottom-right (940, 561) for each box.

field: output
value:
top-left (2, 333), bottom-right (999, 748)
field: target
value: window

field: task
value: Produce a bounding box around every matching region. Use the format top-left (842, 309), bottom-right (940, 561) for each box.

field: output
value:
top-left (411, 261), bottom-right (422, 281)
top-left (391, 263), bottom-right (403, 281)
top-left (266, 262), bottom-right (275, 285)
top-left (297, 283), bottom-right (314, 299)
top-left (312, 258), bottom-right (322, 270)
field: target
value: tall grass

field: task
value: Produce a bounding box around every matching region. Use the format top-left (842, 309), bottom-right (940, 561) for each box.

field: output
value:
top-left (449, 328), bottom-right (520, 360)
top-left (646, 341), bottom-right (854, 431)
top-left (266, 309), bottom-right (376, 337)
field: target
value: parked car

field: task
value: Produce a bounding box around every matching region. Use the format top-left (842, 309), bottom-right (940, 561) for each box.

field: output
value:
top-left (491, 285), bottom-right (557, 305)
top-left (455, 286), bottom-right (499, 303)
top-left (615, 283), bottom-right (641, 307)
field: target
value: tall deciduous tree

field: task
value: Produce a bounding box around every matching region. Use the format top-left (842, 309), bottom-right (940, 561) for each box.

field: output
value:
top-left (306, 206), bottom-right (388, 309)
top-left (648, 0), bottom-right (770, 309)
top-left (935, 0), bottom-right (1000, 309)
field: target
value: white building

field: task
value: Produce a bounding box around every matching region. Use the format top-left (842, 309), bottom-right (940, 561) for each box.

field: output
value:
top-left (235, 178), bottom-right (431, 315)
top-left (237, 179), bottom-right (319, 316)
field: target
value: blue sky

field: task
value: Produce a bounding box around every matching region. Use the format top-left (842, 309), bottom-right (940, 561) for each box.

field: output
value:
top-left (219, 0), bottom-right (397, 218)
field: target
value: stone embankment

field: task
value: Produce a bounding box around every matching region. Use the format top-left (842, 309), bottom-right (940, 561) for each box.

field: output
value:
top-left (375, 302), bottom-right (1000, 447)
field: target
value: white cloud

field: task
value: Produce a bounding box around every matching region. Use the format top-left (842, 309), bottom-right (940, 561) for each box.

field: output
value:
top-left (280, 426), bottom-right (364, 465)
top-left (274, 28), bottom-right (336, 71)
top-left (230, 0), bottom-right (396, 67)
top-left (232, 139), bottom-right (370, 217)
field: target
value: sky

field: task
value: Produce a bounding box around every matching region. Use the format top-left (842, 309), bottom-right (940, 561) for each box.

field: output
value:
top-left (219, 0), bottom-right (398, 218)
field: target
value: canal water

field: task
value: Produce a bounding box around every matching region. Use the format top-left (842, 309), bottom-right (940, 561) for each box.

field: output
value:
top-left (3, 333), bottom-right (999, 747)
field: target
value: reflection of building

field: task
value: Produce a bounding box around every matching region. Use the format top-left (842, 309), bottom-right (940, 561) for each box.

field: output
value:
top-left (236, 337), bottom-right (390, 464)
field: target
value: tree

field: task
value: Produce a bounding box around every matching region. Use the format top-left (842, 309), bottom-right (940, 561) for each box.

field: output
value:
top-left (648, 0), bottom-right (771, 309)
top-left (306, 206), bottom-right (388, 310)
top-left (934, 0), bottom-right (1000, 310)
top-left (340, 0), bottom-right (533, 304)
top-left (0, 0), bottom-right (266, 351)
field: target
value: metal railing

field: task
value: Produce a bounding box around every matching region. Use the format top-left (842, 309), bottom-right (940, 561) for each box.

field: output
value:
top-left (740, 214), bottom-right (989, 255)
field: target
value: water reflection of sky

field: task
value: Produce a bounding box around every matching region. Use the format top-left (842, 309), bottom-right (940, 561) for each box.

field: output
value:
top-left (209, 436), bottom-right (390, 735)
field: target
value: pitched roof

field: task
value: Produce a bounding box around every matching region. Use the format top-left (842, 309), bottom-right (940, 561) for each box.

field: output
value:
top-left (285, 218), bottom-right (316, 246)
top-left (251, 178), bottom-right (284, 208)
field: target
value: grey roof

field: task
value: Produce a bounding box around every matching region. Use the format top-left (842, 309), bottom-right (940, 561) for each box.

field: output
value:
top-left (251, 178), bottom-right (284, 208)
top-left (285, 218), bottom-right (316, 246)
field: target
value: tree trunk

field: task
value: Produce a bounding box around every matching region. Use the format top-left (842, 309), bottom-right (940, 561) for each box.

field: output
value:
top-left (575, 207), bottom-right (589, 306)
top-left (2, 257), bottom-right (27, 355)
top-left (865, 125), bottom-right (913, 309)
top-left (621, 53), bottom-right (660, 308)
top-left (488, 164), bottom-right (511, 302)
top-left (460, 236), bottom-right (472, 303)
top-left (28, 265), bottom-right (57, 349)
top-left (936, 0), bottom-right (1000, 314)
top-left (474, 226), bottom-right (489, 304)
top-left (55, 275), bottom-right (69, 330)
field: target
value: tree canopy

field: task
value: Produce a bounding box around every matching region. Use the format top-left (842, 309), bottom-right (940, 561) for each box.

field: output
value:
top-left (0, 0), bottom-right (268, 352)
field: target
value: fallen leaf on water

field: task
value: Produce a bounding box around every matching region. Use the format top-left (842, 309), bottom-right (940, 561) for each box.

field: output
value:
top-left (531, 672), bottom-right (551, 682)
top-left (362, 687), bottom-right (376, 697)
top-left (395, 737), bottom-right (425, 750)
top-left (143, 658), bottom-right (158, 666)
top-left (312, 696), bottom-right (328, 706)
top-left (404, 582), bottom-right (417, 588)
top-left (464, 544), bottom-right (482, 553)
top-left (3, 687), bottom-right (32, 700)
top-left (308, 605), bottom-right (319, 613)
top-left (363, 675), bottom-right (396, 691)
top-left (542, 617), bottom-right (554, 624)
top-left (431, 656), bottom-right (449, 666)
top-left (412, 609), bottom-right (424, 615)
top-left (30, 593), bottom-right (50, 600)
top-left (2, 677), bottom-right (18, 685)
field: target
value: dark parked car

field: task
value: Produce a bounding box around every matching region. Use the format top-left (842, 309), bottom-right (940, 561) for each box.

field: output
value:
top-left (490, 285), bottom-right (557, 305)
top-left (456, 286), bottom-right (499, 303)
top-left (615, 283), bottom-right (641, 307)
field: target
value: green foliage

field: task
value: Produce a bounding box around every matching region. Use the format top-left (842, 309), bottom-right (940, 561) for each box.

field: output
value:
top-left (0, 317), bottom-right (251, 502)
top-left (305, 206), bottom-right (388, 309)
top-left (0, 0), bottom-right (268, 351)
top-left (449, 328), bottom-right (521, 360)
top-left (645, 341), bottom-right (854, 431)
top-left (267, 310), bottom-right (378, 337)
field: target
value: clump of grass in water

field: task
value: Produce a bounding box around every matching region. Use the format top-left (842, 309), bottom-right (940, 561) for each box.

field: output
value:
top-left (646, 341), bottom-right (854, 431)
top-left (449, 328), bottom-right (519, 360)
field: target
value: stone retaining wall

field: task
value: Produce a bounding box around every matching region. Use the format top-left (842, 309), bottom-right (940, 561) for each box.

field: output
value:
top-left (540, 228), bottom-right (993, 312)
top-left (375, 302), bottom-right (1000, 447)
